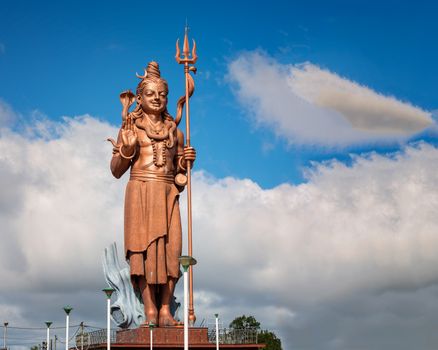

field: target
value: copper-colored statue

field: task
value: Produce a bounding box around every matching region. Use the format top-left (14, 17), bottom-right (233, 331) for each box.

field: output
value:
top-left (108, 60), bottom-right (196, 327)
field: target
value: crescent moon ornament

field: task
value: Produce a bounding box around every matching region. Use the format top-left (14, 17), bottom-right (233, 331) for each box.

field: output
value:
top-left (136, 68), bottom-right (148, 79)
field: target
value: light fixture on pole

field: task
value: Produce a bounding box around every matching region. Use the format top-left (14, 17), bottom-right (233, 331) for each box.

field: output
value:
top-left (178, 255), bottom-right (197, 350)
top-left (3, 322), bottom-right (8, 350)
top-left (148, 322), bottom-right (155, 350)
top-left (63, 306), bottom-right (73, 350)
top-left (45, 322), bottom-right (52, 350)
top-left (214, 314), bottom-right (219, 350)
top-left (102, 288), bottom-right (115, 350)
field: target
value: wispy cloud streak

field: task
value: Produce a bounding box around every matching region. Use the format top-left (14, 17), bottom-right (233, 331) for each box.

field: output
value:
top-left (228, 51), bottom-right (433, 146)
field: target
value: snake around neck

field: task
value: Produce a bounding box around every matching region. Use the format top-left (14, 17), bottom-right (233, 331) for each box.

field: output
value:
top-left (135, 115), bottom-right (176, 149)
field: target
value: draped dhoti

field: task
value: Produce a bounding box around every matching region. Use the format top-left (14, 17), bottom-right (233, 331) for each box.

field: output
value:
top-left (124, 170), bottom-right (182, 285)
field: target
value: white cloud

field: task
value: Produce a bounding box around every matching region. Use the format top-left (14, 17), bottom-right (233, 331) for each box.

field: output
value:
top-left (192, 143), bottom-right (438, 305)
top-left (0, 115), bottom-right (125, 293)
top-left (227, 51), bottom-right (433, 145)
top-left (0, 99), bottom-right (17, 126)
top-left (189, 143), bottom-right (438, 349)
top-left (1, 114), bottom-right (438, 349)
top-left (289, 63), bottom-right (432, 134)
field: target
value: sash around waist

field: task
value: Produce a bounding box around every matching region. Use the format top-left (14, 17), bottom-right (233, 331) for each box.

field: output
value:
top-left (130, 169), bottom-right (175, 184)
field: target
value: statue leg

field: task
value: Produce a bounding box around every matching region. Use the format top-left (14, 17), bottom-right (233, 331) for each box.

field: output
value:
top-left (158, 277), bottom-right (179, 327)
top-left (139, 277), bottom-right (158, 324)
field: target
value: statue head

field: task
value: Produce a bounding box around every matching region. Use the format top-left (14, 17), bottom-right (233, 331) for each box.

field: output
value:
top-left (135, 62), bottom-right (170, 116)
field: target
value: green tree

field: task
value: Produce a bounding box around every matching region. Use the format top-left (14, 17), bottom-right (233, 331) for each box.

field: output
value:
top-left (229, 315), bottom-right (282, 350)
top-left (258, 330), bottom-right (282, 350)
top-left (229, 315), bottom-right (260, 330)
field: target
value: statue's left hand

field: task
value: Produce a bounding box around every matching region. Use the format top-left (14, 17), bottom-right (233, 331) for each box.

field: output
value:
top-left (184, 146), bottom-right (196, 164)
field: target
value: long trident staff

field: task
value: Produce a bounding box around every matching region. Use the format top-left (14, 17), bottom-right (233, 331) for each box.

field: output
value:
top-left (176, 26), bottom-right (198, 325)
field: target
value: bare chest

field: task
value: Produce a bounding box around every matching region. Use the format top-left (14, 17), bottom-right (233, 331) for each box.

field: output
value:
top-left (131, 129), bottom-right (177, 173)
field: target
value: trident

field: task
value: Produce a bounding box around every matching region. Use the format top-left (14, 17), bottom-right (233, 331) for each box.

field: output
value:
top-left (176, 26), bottom-right (198, 325)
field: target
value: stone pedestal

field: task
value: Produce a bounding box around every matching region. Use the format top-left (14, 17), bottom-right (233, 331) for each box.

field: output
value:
top-left (88, 325), bottom-right (264, 350)
top-left (116, 326), bottom-right (208, 345)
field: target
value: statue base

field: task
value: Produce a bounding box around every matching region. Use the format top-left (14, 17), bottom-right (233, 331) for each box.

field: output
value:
top-left (87, 325), bottom-right (264, 350)
top-left (116, 325), bottom-right (208, 344)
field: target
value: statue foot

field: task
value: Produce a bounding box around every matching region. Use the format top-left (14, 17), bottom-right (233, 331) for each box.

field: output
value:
top-left (144, 309), bottom-right (158, 326)
top-left (158, 307), bottom-right (180, 327)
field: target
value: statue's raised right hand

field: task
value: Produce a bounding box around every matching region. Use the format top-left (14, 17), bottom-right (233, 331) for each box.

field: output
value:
top-left (121, 116), bottom-right (137, 151)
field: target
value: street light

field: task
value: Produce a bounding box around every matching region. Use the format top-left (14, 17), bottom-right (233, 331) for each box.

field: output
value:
top-left (45, 322), bottom-right (52, 350)
top-left (149, 322), bottom-right (155, 350)
top-left (3, 322), bottom-right (8, 349)
top-left (214, 314), bottom-right (219, 350)
top-left (178, 256), bottom-right (197, 350)
top-left (102, 288), bottom-right (115, 350)
top-left (63, 306), bottom-right (73, 350)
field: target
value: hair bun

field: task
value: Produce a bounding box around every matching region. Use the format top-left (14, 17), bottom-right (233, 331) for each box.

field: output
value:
top-left (146, 62), bottom-right (161, 79)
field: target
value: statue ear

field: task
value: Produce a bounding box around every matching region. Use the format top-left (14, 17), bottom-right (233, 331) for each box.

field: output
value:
top-left (137, 95), bottom-right (141, 103)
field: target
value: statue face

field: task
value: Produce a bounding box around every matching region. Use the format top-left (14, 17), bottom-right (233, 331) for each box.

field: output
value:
top-left (138, 81), bottom-right (168, 114)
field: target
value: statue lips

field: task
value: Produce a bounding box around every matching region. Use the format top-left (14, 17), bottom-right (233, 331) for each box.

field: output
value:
top-left (150, 102), bottom-right (162, 109)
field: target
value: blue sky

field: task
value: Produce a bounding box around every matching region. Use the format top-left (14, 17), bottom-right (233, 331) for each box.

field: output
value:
top-left (1, 1), bottom-right (438, 350)
top-left (1, 0), bottom-right (437, 187)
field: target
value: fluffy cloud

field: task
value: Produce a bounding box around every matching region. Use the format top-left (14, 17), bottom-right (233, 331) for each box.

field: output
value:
top-left (227, 51), bottom-right (433, 145)
top-left (1, 115), bottom-right (438, 350)
top-left (193, 143), bottom-right (438, 301)
top-left (0, 116), bottom-right (124, 348)
top-left (0, 99), bottom-right (17, 126)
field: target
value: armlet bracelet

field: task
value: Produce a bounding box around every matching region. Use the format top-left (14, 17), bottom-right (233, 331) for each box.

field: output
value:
top-left (119, 145), bottom-right (136, 160)
top-left (178, 156), bottom-right (187, 171)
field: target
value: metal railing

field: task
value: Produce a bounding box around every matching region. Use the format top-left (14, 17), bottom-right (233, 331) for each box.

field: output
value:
top-left (76, 329), bottom-right (116, 347)
top-left (80, 327), bottom-right (258, 346)
top-left (207, 328), bottom-right (258, 344)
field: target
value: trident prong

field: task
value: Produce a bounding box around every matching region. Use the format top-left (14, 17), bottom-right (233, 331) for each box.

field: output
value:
top-left (183, 26), bottom-right (190, 58)
top-left (191, 39), bottom-right (197, 62)
top-left (175, 28), bottom-right (198, 65)
top-left (175, 39), bottom-right (181, 63)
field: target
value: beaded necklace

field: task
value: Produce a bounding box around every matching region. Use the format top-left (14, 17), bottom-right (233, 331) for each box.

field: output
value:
top-left (150, 139), bottom-right (167, 167)
top-left (134, 115), bottom-right (176, 167)
top-left (145, 117), bottom-right (168, 167)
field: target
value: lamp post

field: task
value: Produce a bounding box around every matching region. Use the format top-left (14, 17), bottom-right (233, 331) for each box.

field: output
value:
top-left (3, 322), bottom-right (8, 349)
top-left (149, 322), bottom-right (155, 350)
top-left (45, 322), bottom-right (52, 350)
top-left (178, 256), bottom-right (197, 350)
top-left (214, 314), bottom-right (219, 350)
top-left (63, 306), bottom-right (73, 350)
top-left (102, 288), bottom-right (115, 350)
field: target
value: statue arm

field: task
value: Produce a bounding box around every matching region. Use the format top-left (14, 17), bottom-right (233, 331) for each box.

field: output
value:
top-left (176, 128), bottom-right (196, 173)
top-left (176, 129), bottom-right (186, 173)
top-left (110, 129), bottom-right (132, 179)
